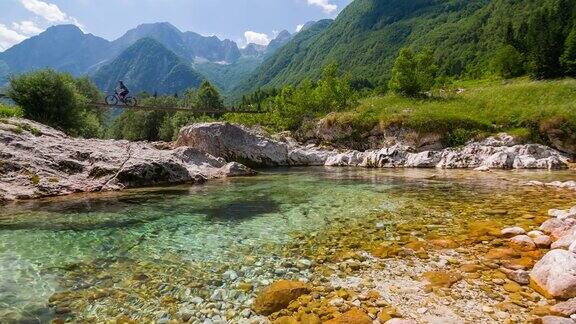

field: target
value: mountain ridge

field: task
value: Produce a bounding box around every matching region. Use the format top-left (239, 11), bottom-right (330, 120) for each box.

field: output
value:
top-left (93, 38), bottom-right (205, 95)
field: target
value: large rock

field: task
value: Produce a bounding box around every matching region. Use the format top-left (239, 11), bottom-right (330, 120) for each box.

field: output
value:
top-left (176, 122), bottom-right (335, 167)
top-left (0, 118), bottom-right (254, 202)
top-left (530, 249), bottom-right (576, 299)
top-left (252, 280), bottom-right (310, 315)
top-left (176, 123), bottom-right (568, 170)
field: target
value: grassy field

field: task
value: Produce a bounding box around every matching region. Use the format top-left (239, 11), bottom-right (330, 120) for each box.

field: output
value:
top-left (324, 78), bottom-right (576, 146)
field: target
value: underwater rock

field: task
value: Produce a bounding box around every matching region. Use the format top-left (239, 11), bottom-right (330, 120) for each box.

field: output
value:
top-left (324, 308), bottom-right (373, 324)
top-left (252, 280), bottom-right (310, 315)
top-left (0, 118), bottom-right (255, 201)
top-left (530, 249), bottom-right (576, 299)
top-left (501, 227), bottom-right (526, 237)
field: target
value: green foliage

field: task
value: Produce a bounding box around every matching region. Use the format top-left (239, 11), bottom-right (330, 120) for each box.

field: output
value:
top-left (561, 23), bottom-right (576, 76)
top-left (238, 0), bottom-right (576, 95)
top-left (109, 96), bottom-right (177, 141)
top-left (196, 80), bottom-right (224, 111)
top-left (7, 69), bottom-right (105, 138)
top-left (489, 45), bottom-right (524, 79)
top-left (93, 38), bottom-right (204, 95)
top-left (388, 48), bottom-right (437, 97)
top-left (228, 64), bottom-right (357, 131)
top-left (110, 84), bottom-right (223, 141)
top-left (0, 103), bottom-right (23, 118)
top-left (324, 78), bottom-right (576, 147)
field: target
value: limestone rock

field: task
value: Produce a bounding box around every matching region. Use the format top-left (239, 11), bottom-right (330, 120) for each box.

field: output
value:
top-left (530, 249), bottom-right (576, 299)
top-left (539, 315), bottom-right (575, 324)
top-left (0, 119), bottom-right (254, 202)
top-left (540, 219), bottom-right (576, 240)
top-left (509, 235), bottom-right (536, 251)
top-left (534, 235), bottom-right (553, 248)
top-left (252, 280), bottom-right (310, 315)
top-left (501, 227), bottom-right (526, 237)
top-left (500, 267), bottom-right (530, 285)
top-left (552, 228), bottom-right (576, 250)
top-left (175, 123), bottom-right (568, 170)
top-left (551, 297), bottom-right (576, 317)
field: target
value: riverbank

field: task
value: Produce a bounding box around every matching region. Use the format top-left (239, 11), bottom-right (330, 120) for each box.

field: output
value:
top-left (1, 118), bottom-right (570, 202)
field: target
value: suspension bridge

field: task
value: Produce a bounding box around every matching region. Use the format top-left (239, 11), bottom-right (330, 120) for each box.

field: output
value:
top-left (0, 94), bottom-right (265, 114)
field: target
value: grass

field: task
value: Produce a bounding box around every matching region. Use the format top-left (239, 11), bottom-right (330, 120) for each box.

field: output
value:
top-left (324, 78), bottom-right (576, 147)
top-left (0, 103), bottom-right (24, 118)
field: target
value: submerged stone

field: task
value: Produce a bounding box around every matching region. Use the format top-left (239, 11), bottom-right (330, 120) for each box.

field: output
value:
top-left (422, 271), bottom-right (463, 288)
top-left (252, 280), bottom-right (310, 315)
top-left (324, 308), bottom-right (372, 324)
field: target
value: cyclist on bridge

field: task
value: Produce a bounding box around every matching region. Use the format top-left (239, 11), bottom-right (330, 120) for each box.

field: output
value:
top-left (115, 81), bottom-right (130, 100)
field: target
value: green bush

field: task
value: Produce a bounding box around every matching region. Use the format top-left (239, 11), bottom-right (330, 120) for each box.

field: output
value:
top-left (388, 48), bottom-right (438, 97)
top-left (7, 70), bottom-right (105, 137)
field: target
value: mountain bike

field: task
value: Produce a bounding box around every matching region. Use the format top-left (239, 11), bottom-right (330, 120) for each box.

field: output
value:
top-left (105, 92), bottom-right (138, 107)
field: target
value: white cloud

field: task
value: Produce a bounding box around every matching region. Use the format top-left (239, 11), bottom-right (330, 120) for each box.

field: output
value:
top-left (307, 0), bottom-right (337, 14)
top-left (0, 24), bottom-right (27, 51)
top-left (244, 31), bottom-right (270, 46)
top-left (18, 0), bottom-right (84, 29)
top-left (19, 0), bottom-right (67, 22)
top-left (296, 24), bottom-right (304, 32)
top-left (12, 21), bottom-right (44, 36)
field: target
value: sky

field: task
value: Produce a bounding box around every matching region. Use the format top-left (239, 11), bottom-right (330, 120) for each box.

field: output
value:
top-left (0, 0), bottom-right (354, 51)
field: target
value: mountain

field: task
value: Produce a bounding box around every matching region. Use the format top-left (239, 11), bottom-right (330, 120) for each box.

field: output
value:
top-left (266, 30), bottom-right (292, 54)
top-left (112, 22), bottom-right (241, 64)
top-left (232, 19), bottom-right (333, 96)
top-left (182, 32), bottom-right (241, 63)
top-left (93, 38), bottom-right (204, 95)
top-left (236, 0), bottom-right (576, 95)
top-left (241, 43), bottom-right (267, 58)
top-left (194, 57), bottom-right (262, 95)
top-left (0, 25), bottom-right (111, 76)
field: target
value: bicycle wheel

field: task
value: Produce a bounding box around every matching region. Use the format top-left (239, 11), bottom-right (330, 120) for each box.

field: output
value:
top-left (105, 95), bottom-right (118, 106)
top-left (125, 97), bottom-right (137, 107)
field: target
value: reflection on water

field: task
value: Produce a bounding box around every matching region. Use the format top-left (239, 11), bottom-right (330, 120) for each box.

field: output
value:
top-left (0, 167), bottom-right (574, 321)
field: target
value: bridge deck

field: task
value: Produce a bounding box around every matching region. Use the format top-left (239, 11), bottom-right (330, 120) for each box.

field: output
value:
top-left (88, 102), bottom-right (263, 114)
top-left (0, 95), bottom-right (264, 114)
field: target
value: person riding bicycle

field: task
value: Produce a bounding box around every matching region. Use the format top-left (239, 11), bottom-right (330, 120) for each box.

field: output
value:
top-left (115, 81), bottom-right (129, 101)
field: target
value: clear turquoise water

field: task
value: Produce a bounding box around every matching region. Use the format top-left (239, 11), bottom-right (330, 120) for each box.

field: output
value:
top-left (0, 167), bottom-right (575, 322)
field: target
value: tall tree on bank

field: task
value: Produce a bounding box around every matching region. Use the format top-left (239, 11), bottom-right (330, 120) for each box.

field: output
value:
top-left (196, 80), bottom-right (224, 111)
top-left (389, 48), bottom-right (437, 97)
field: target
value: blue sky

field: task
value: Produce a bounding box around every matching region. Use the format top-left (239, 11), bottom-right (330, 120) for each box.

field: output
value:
top-left (0, 0), bottom-right (353, 50)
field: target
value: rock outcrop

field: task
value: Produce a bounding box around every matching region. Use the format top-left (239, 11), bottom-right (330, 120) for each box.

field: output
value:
top-left (177, 123), bottom-right (569, 170)
top-left (0, 119), bottom-right (254, 202)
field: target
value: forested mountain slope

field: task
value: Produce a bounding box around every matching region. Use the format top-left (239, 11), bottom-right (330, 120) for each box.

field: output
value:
top-left (236, 0), bottom-right (576, 95)
top-left (93, 38), bottom-right (204, 95)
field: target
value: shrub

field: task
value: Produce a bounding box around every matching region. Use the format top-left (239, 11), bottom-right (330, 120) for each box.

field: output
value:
top-left (7, 70), bottom-right (105, 137)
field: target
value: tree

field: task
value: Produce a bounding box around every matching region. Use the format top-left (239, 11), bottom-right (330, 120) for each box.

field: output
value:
top-left (196, 80), bottom-right (224, 111)
top-left (490, 45), bottom-right (525, 78)
top-left (388, 48), bottom-right (437, 97)
top-left (561, 24), bottom-right (576, 76)
top-left (8, 69), bottom-right (104, 137)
